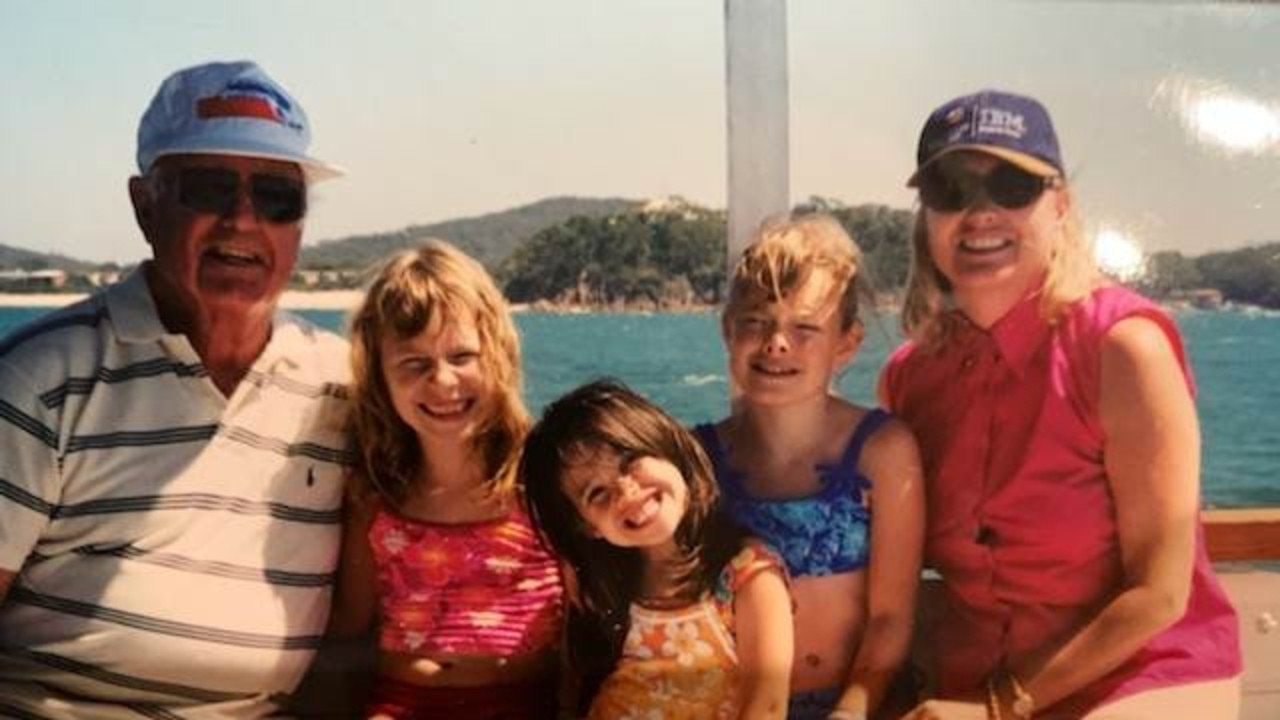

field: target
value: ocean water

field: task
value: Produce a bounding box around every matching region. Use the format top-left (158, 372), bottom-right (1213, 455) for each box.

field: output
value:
top-left (2, 305), bottom-right (1276, 507)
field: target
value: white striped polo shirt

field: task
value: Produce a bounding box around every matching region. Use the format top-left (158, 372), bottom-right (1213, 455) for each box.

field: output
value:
top-left (0, 267), bottom-right (352, 718)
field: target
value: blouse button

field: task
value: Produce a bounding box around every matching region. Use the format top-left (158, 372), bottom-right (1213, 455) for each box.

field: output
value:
top-left (961, 355), bottom-right (977, 370)
top-left (976, 525), bottom-right (997, 546)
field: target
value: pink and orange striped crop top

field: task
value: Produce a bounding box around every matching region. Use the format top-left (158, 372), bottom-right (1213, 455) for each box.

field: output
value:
top-left (368, 504), bottom-right (564, 656)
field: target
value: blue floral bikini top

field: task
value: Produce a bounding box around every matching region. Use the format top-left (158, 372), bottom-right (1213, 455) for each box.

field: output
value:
top-left (694, 409), bottom-right (892, 578)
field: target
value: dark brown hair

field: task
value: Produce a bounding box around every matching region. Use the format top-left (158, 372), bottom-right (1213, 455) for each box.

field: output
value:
top-left (519, 379), bottom-right (745, 705)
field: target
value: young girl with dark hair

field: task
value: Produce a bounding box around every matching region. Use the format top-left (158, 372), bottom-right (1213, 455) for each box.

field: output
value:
top-left (521, 378), bottom-right (794, 719)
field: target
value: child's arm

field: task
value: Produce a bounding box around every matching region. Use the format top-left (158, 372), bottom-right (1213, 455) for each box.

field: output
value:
top-left (832, 418), bottom-right (925, 720)
top-left (735, 563), bottom-right (793, 720)
top-left (326, 483), bottom-right (381, 638)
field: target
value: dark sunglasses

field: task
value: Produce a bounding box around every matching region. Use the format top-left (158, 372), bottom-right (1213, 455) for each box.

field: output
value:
top-left (174, 167), bottom-right (307, 223)
top-left (918, 161), bottom-right (1060, 213)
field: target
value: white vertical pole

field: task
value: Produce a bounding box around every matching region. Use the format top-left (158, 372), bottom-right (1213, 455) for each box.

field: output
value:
top-left (725, 0), bottom-right (790, 275)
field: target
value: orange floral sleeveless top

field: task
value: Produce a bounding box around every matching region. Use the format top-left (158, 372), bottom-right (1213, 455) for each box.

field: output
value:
top-left (586, 541), bottom-right (787, 720)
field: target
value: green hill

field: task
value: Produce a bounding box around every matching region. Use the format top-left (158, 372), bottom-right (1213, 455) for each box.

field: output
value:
top-left (1145, 242), bottom-right (1280, 308)
top-left (502, 199), bottom-right (727, 307)
top-left (499, 197), bottom-right (915, 308)
top-left (300, 196), bottom-right (638, 271)
top-left (0, 243), bottom-right (102, 273)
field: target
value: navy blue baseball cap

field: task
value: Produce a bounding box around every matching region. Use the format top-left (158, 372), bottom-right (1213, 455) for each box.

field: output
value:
top-left (907, 89), bottom-right (1063, 186)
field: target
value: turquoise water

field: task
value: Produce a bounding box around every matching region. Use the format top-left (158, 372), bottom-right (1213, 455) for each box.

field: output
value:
top-left (3, 305), bottom-right (1276, 507)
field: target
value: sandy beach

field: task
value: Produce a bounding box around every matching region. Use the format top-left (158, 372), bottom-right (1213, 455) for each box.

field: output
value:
top-left (0, 290), bottom-right (366, 311)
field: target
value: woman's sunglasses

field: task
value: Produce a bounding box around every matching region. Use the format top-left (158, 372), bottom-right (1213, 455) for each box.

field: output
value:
top-left (918, 161), bottom-right (1060, 213)
top-left (174, 167), bottom-right (307, 224)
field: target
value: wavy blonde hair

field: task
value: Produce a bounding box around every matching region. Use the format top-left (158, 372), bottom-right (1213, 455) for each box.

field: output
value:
top-left (725, 212), bottom-right (868, 331)
top-left (901, 185), bottom-right (1101, 347)
top-left (348, 241), bottom-right (529, 508)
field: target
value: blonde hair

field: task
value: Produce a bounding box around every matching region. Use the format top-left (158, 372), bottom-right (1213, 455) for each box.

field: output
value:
top-left (348, 241), bottom-right (529, 508)
top-left (900, 186), bottom-right (1101, 347)
top-left (725, 212), bottom-right (868, 331)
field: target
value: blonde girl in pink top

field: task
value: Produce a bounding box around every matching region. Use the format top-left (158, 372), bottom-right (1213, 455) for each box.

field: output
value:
top-left (329, 242), bottom-right (563, 719)
top-left (883, 90), bottom-right (1241, 720)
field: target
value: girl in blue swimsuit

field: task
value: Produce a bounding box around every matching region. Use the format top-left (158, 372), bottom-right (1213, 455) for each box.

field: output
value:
top-left (698, 213), bottom-right (925, 720)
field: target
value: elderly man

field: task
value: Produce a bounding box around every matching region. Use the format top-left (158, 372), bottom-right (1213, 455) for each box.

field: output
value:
top-left (0, 61), bottom-right (350, 717)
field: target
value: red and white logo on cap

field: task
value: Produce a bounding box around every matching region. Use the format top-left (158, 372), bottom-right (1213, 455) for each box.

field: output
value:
top-left (195, 79), bottom-right (294, 126)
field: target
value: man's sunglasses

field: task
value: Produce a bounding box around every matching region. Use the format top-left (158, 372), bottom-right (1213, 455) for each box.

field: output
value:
top-left (918, 161), bottom-right (1060, 213)
top-left (174, 167), bottom-right (307, 224)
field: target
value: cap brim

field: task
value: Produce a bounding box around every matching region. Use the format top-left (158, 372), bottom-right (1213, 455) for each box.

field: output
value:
top-left (906, 144), bottom-right (1060, 187)
top-left (149, 146), bottom-right (345, 183)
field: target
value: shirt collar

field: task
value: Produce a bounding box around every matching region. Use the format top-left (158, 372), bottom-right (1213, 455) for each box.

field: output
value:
top-left (256, 314), bottom-right (304, 372)
top-left (106, 262), bottom-right (301, 372)
top-left (106, 264), bottom-right (169, 344)
top-left (987, 289), bottom-right (1050, 377)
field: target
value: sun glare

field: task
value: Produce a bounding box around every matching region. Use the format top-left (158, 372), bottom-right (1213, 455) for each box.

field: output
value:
top-left (1158, 77), bottom-right (1280, 156)
top-left (1093, 228), bottom-right (1146, 282)
top-left (1189, 94), bottom-right (1280, 153)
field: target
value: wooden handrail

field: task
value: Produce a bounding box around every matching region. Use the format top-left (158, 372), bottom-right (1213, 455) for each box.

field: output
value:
top-left (1203, 508), bottom-right (1280, 562)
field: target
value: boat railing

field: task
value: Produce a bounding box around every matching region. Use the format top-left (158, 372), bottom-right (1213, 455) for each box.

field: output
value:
top-left (1203, 508), bottom-right (1280, 720)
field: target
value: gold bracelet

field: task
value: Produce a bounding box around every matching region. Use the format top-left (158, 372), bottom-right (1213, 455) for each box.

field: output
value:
top-left (1004, 670), bottom-right (1036, 720)
top-left (986, 674), bottom-right (1004, 720)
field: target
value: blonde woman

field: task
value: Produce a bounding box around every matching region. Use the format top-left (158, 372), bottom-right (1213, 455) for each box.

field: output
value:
top-left (883, 90), bottom-right (1241, 720)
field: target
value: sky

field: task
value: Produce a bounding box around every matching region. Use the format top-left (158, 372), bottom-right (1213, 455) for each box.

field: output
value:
top-left (1, 0), bottom-right (1277, 265)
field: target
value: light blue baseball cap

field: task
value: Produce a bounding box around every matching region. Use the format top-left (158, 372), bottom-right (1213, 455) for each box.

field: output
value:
top-left (136, 60), bottom-right (343, 182)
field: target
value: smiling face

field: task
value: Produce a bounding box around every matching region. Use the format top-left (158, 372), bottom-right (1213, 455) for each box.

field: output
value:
top-left (131, 153), bottom-right (305, 332)
top-left (723, 269), bottom-right (862, 408)
top-left (923, 151), bottom-right (1067, 319)
top-left (561, 444), bottom-right (688, 557)
top-left (379, 313), bottom-right (494, 451)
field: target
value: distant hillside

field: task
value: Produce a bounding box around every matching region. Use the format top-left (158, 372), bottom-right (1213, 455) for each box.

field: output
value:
top-left (300, 196), bottom-right (638, 272)
top-left (1144, 241), bottom-right (1280, 308)
top-left (0, 243), bottom-right (101, 273)
top-left (500, 197), bottom-right (915, 309)
top-left (503, 197), bottom-right (727, 308)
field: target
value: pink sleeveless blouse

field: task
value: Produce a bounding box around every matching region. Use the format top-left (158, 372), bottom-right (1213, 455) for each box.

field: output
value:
top-left (882, 286), bottom-right (1240, 716)
top-left (368, 504), bottom-right (563, 657)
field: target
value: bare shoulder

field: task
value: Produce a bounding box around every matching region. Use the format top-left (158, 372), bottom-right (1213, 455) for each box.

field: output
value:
top-left (829, 398), bottom-right (919, 457)
top-left (859, 414), bottom-right (923, 487)
top-left (1101, 315), bottom-right (1180, 362)
top-left (1099, 315), bottom-right (1190, 401)
top-left (863, 415), bottom-right (918, 454)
